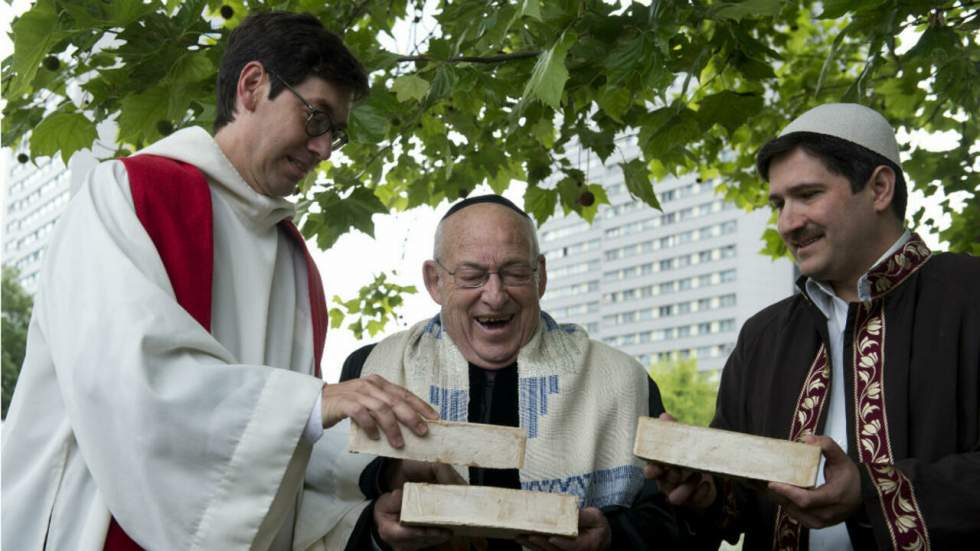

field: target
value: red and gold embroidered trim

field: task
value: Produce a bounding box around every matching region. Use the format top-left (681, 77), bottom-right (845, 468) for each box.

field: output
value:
top-left (866, 233), bottom-right (932, 299)
top-left (772, 346), bottom-right (831, 551)
top-left (853, 301), bottom-right (930, 550)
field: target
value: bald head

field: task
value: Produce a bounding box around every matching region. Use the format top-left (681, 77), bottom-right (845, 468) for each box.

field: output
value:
top-left (433, 203), bottom-right (540, 263)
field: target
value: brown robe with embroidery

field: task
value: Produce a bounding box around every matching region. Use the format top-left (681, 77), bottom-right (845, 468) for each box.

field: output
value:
top-left (702, 236), bottom-right (980, 550)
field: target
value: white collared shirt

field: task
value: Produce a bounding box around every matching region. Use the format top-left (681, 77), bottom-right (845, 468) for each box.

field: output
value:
top-left (804, 231), bottom-right (911, 551)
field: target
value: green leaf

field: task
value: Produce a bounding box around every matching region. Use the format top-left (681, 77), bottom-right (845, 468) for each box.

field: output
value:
top-left (818, 0), bottom-right (885, 20)
top-left (307, 187), bottom-right (388, 250)
top-left (621, 158), bottom-right (661, 211)
top-left (348, 103), bottom-right (388, 144)
top-left (595, 86), bottom-right (632, 123)
top-left (697, 91), bottom-right (763, 135)
top-left (8, 2), bottom-right (64, 98)
top-left (530, 116), bottom-right (555, 148)
top-left (61, 0), bottom-right (156, 28)
top-left (524, 185), bottom-right (558, 225)
top-left (523, 31), bottom-right (576, 110)
top-left (712, 0), bottom-right (783, 21)
top-left (168, 51), bottom-right (215, 84)
top-left (118, 85), bottom-right (172, 145)
top-left (521, 0), bottom-right (542, 21)
top-left (759, 227), bottom-right (789, 258)
top-left (329, 308), bottom-right (346, 329)
top-left (391, 74), bottom-right (430, 103)
top-left (29, 112), bottom-right (98, 164)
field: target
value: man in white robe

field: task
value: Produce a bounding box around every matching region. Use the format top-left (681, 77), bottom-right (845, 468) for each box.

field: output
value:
top-left (2, 11), bottom-right (435, 551)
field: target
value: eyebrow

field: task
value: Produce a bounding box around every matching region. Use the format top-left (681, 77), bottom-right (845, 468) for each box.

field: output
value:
top-left (768, 182), bottom-right (824, 202)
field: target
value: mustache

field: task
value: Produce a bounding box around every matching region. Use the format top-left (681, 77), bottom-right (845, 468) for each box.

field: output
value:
top-left (785, 227), bottom-right (823, 245)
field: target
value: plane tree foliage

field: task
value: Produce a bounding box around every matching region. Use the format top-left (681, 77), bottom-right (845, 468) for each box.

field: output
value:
top-left (4, 0), bottom-right (978, 334)
top-left (2, 267), bottom-right (33, 418)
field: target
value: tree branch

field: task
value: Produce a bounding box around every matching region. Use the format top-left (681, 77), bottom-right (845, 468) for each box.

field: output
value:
top-left (396, 51), bottom-right (541, 64)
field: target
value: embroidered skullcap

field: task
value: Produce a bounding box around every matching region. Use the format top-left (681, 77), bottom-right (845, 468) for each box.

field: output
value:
top-left (778, 103), bottom-right (901, 166)
top-left (441, 194), bottom-right (530, 221)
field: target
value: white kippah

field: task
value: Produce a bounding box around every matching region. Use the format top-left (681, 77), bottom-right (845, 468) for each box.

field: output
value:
top-left (779, 103), bottom-right (901, 166)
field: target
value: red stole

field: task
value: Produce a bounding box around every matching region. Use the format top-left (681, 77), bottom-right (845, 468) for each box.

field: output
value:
top-left (104, 154), bottom-right (327, 550)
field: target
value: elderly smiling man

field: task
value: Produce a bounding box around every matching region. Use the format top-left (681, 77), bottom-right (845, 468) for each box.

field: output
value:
top-left (340, 195), bottom-right (691, 551)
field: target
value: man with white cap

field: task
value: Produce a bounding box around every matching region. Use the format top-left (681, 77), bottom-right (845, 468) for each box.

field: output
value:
top-left (646, 103), bottom-right (980, 550)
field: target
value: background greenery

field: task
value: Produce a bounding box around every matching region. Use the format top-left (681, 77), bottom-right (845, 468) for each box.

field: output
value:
top-left (649, 359), bottom-right (720, 426)
top-left (2, 267), bottom-right (33, 418)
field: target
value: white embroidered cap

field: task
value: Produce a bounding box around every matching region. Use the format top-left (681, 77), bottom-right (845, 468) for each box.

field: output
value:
top-left (779, 103), bottom-right (901, 166)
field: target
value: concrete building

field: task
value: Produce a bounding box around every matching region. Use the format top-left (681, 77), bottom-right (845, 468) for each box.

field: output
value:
top-left (2, 153), bottom-right (73, 295)
top-left (539, 162), bottom-right (795, 373)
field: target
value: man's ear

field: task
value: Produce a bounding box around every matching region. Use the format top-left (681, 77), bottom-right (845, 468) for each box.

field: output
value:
top-left (536, 254), bottom-right (547, 299)
top-left (236, 61), bottom-right (267, 113)
top-left (868, 165), bottom-right (896, 216)
top-left (423, 260), bottom-right (444, 305)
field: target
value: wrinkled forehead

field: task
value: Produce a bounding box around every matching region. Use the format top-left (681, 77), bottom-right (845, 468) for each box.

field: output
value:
top-left (440, 204), bottom-right (536, 264)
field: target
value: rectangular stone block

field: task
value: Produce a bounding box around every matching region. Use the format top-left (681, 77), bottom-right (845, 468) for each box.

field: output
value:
top-left (400, 482), bottom-right (579, 539)
top-left (348, 419), bottom-right (526, 469)
top-left (632, 417), bottom-right (821, 488)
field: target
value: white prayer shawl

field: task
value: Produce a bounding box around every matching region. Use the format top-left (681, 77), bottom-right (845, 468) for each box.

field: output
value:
top-left (1, 127), bottom-right (369, 551)
top-left (362, 313), bottom-right (650, 508)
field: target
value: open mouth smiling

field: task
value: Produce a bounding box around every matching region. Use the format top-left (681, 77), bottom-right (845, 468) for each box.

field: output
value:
top-left (476, 314), bottom-right (514, 329)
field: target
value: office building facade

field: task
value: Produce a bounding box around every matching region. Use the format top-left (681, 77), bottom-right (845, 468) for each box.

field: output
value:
top-left (538, 165), bottom-right (795, 373)
top-left (2, 155), bottom-right (72, 295)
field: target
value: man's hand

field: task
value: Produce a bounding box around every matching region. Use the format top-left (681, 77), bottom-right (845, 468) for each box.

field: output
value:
top-left (321, 374), bottom-right (438, 448)
top-left (374, 489), bottom-right (453, 551)
top-left (642, 413), bottom-right (717, 510)
top-left (517, 507), bottom-right (611, 551)
top-left (385, 459), bottom-right (467, 491)
top-left (767, 434), bottom-right (862, 529)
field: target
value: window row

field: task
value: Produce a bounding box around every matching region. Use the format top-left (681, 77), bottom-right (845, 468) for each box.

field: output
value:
top-left (13, 247), bottom-right (45, 270)
top-left (604, 318), bottom-right (737, 347)
top-left (544, 238), bottom-right (601, 261)
top-left (6, 219), bottom-right (58, 253)
top-left (605, 179), bottom-right (714, 203)
top-left (603, 268), bottom-right (737, 303)
top-left (549, 301), bottom-right (600, 319)
top-left (604, 199), bottom-right (734, 239)
top-left (7, 171), bottom-right (70, 213)
top-left (637, 341), bottom-right (736, 366)
top-left (5, 191), bottom-right (71, 233)
top-left (604, 220), bottom-right (738, 261)
top-left (548, 259), bottom-right (601, 280)
top-left (548, 280), bottom-right (600, 299)
top-left (541, 221), bottom-right (589, 242)
top-left (602, 293), bottom-right (736, 326)
top-left (603, 245), bottom-right (736, 281)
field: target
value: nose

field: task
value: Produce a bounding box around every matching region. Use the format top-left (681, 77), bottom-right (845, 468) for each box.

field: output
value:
top-left (307, 133), bottom-right (333, 161)
top-left (777, 201), bottom-right (805, 237)
top-left (480, 273), bottom-right (509, 309)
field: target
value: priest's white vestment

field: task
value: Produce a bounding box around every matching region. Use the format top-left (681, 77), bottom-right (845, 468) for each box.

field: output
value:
top-left (2, 127), bottom-right (369, 550)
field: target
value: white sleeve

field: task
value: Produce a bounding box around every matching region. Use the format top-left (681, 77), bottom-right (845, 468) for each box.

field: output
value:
top-left (37, 160), bottom-right (323, 549)
top-left (303, 390), bottom-right (325, 443)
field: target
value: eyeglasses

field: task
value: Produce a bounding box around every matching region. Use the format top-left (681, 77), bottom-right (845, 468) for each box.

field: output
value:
top-left (269, 71), bottom-right (349, 150)
top-left (434, 258), bottom-right (537, 288)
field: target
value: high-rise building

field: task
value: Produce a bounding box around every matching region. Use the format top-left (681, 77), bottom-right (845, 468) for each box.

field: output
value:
top-left (538, 163), bottom-right (795, 373)
top-left (2, 154), bottom-right (73, 295)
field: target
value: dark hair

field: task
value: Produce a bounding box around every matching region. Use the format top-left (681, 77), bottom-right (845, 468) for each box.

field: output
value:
top-left (214, 11), bottom-right (369, 132)
top-left (756, 132), bottom-right (907, 220)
